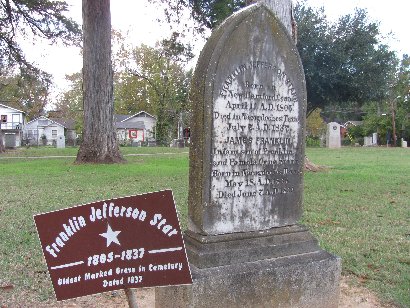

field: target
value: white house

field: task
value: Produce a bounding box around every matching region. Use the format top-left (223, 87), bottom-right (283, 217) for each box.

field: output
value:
top-left (24, 116), bottom-right (76, 146)
top-left (115, 111), bottom-right (157, 145)
top-left (0, 103), bottom-right (25, 148)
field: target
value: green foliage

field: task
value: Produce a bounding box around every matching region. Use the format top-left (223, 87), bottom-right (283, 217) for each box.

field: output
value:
top-left (54, 72), bottom-right (83, 133)
top-left (147, 0), bottom-right (247, 31)
top-left (393, 55), bottom-right (410, 141)
top-left (0, 71), bottom-right (52, 119)
top-left (0, 0), bottom-right (81, 75)
top-left (341, 137), bottom-right (352, 146)
top-left (114, 36), bottom-right (192, 145)
top-left (306, 136), bottom-right (320, 147)
top-left (348, 124), bottom-right (365, 139)
top-left (190, 0), bottom-right (247, 29)
top-left (0, 0), bottom-right (80, 122)
top-left (295, 3), bottom-right (398, 113)
top-left (306, 108), bottom-right (326, 137)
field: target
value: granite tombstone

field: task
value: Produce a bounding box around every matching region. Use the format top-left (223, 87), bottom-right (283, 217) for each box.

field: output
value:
top-left (56, 135), bottom-right (65, 149)
top-left (326, 122), bottom-right (342, 148)
top-left (373, 132), bottom-right (378, 145)
top-left (156, 3), bottom-right (341, 307)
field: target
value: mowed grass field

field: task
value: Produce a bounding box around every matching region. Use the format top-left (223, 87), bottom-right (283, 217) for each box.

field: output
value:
top-left (0, 146), bottom-right (409, 306)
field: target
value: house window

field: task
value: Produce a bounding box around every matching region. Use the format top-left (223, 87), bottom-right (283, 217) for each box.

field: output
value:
top-left (52, 130), bottom-right (58, 138)
top-left (1, 115), bottom-right (7, 123)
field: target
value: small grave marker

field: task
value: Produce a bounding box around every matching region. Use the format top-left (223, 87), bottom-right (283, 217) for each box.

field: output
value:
top-left (326, 122), bottom-right (342, 148)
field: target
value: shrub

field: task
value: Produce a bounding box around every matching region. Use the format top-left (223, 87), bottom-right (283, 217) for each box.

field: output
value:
top-left (306, 136), bottom-right (321, 147)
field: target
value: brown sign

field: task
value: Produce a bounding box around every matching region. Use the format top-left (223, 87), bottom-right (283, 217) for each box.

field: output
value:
top-left (34, 190), bottom-right (192, 301)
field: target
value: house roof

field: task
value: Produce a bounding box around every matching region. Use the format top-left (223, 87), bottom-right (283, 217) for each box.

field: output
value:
top-left (114, 114), bottom-right (130, 123)
top-left (50, 118), bottom-right (76, 130)
top-left (116, 121), bottom-right (145, 129)
top-left (26, 116), bottom-right (67, 129)
top-left (0, 103), bottom-right (25, 114)
top-left (115, 111), bottom-right (157, 123)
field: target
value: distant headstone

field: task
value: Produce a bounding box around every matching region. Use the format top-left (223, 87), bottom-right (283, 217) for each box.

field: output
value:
top-left (364, 136), bottom-right (373, 147)
top-left (56, 135), bottom-right (65, 148)
top-left (402, 138), bottom-right (408, 148)
top-left (373, 132), bottom-right (378, 145)
top-left (326, 122), bottom-right (341, 148)
top-left (364, 133), bottom-right (378, 146)
top-left (156, 3), bottom-right (340, 307)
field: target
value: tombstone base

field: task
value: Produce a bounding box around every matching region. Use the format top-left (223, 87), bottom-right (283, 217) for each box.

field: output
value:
top-left (155, 226), bottom-right (341, 308)
top-left (184, 225), bottom-right (320, 268)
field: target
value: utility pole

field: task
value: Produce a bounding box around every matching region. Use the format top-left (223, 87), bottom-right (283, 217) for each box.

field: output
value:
top-left (392, 100), bottom-right (396, 146)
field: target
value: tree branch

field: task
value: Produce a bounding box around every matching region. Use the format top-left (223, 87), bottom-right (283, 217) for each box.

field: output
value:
top-left (128, 68), bottom-right (162, 99)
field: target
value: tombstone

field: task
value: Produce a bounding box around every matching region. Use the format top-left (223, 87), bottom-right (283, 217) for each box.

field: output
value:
top-left (156, 3), bottom-right (340, 307)
top-left (4, 133), bottom-right (16, 148)
top-left (402, 138), bottom-right (408, 148)
top-left (372, 132), bottom-right (378, 145)
top-left (364, 136), bottom-right (373, 147)
top-left (326, 122), bottom-right (341, 148)
top-left (56, 135), bottom-right (65, 148)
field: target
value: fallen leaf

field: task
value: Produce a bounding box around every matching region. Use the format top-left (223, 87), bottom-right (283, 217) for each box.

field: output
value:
top-left (0, 284), bottom-right (14, 291)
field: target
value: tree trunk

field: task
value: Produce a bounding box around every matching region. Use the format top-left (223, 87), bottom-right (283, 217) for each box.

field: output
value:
top-left (251, 0), bottom-right (318, 171)
top-left (249, 0), bottom-right (296, 42)
top-left (76, 0), bottom-right (124, 163)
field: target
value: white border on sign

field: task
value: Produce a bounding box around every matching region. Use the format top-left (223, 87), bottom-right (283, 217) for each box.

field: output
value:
top-left (33, 189), bottom-right (193, 302)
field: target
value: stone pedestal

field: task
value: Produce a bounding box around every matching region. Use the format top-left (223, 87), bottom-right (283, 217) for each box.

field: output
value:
top-left (156, 226), bottom-right (341, 307)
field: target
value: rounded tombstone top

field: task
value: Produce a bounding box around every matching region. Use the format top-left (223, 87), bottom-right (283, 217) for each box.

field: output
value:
top-left (188, 4), bottom-right (307, 235)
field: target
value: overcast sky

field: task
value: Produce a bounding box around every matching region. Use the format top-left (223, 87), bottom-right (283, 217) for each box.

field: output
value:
top-left (306, 0), bottom-right (409, 55)
top-left (23, 0), bottom-right (410, 100)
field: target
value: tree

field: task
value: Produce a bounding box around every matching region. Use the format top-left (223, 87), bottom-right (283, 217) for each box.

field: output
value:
top-left (149, 0), bottom-right (294, 36)
top-left (0, 0), bottom-right (80, 153)
top-left (294, 3), bottom-right (398, 114)
top-left (0, 0), bottom-right (80, 74)
top-left (361, 55), bottom-right (410, 145)
top-left (76, 0), bottom-right (124, 163)
top-left (116, 40), bottom-right (192, 145)
top-left (189, 0), bottom-right (247, 29)
top-left (393, 55), bottom-right (410, 142)
top-left (54, 72), bottom-right (83, 133)
top-left (0, 71), bottom-right (52, 120)
top-left (306, 108), bottom-right (326, 137)
top-left (150, 1), bottom-right (397, 118)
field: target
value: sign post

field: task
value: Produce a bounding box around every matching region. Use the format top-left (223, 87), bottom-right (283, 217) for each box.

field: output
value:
top-left (125, 288), bottom-right (138, 308)
top-left (34, 190), bottom-right (192, 303)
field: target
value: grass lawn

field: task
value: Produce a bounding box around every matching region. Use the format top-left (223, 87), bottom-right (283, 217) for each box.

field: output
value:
top-left (302, 147), bottom-right (409, 307)
top-left (0, 146), bottom-right (409, 306)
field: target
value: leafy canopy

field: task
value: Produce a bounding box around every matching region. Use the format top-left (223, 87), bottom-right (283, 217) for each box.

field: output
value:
top-left (114, 35), bottom-right (192, 145)
top-left (0, 0), bottom-right (81, 120)
top-left (0, 0), bottom-right (81, 75)
top-left (295, 2), bottom-right (398, 113)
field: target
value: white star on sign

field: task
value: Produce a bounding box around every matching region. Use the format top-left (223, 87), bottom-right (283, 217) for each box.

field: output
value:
top-left (99, 223), bottom-right (121, 247)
